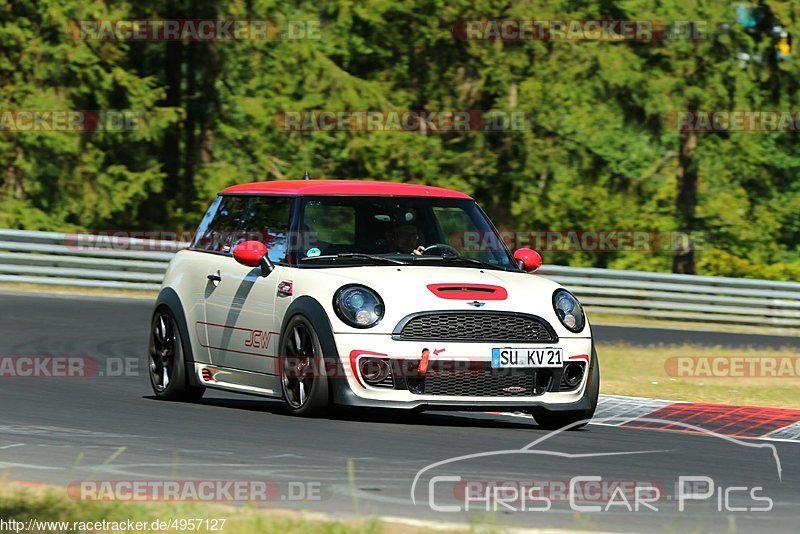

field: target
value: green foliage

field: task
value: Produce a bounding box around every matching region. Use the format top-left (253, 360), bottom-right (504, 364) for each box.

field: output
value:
top-left (1, 0), bottom-right (799, 279)
top-left (0, 0), bottom-right (179, 229)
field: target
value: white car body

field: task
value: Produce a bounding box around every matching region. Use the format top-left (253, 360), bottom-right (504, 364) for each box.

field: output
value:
top-left (151, 180), bottom-right (598, 422)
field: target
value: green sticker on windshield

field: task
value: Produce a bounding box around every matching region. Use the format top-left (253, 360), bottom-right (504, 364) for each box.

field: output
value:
top-left (306, 247), bottom-right (321, 257)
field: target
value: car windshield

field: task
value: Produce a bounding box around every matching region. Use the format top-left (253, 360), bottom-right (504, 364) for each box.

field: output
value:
top-left (293, 196), bottom-right (515, 270)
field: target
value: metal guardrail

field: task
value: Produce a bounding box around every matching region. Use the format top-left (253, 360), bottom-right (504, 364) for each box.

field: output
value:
top-left (0, 229), bottom-right (177, 291)
top-left (0, 228), bottom-right (797, 329)
top-left (537, 265), bottom-right (800, 328)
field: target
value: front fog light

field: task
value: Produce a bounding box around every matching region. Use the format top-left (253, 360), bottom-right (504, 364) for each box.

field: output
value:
top-left (360, 358), bottom-right (392, 385)
top-left (563, 362), bottom-right (585, 387)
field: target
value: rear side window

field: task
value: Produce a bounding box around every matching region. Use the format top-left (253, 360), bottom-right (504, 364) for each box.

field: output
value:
top-left (191, 196), bottom-right (222, 248)
top-left (192, 196), bottom-right (248, 254)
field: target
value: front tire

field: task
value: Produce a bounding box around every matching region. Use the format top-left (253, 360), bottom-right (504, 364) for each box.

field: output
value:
top-left (279, 315), bottom-right (330, 417)
top-left (148, 307), bottom-right (205, 402)
top-left (532, 347), bottom-right (600, 430)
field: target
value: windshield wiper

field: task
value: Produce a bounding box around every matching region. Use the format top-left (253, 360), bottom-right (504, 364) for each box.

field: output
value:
top-left (410, 253), bottom-right (507, 271)
top-left (300, 253), bottom-right (406, 265)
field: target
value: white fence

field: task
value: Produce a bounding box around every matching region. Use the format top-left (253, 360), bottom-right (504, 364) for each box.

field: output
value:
top-left (0, 229), bottom-right (797, 328)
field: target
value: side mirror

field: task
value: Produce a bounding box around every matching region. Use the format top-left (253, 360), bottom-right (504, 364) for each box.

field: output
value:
top-left (233, 241), bottom-right (274, 277)
top-left (513, 248), bottom-right (542, 273)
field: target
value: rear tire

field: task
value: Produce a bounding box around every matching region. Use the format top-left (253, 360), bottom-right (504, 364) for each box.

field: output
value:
top-left (148, 307), bottom-right (205, 402)
top-left (532, 347), bottom-right (599, 430)
top-left (279, 315), bottom-right (330, 417)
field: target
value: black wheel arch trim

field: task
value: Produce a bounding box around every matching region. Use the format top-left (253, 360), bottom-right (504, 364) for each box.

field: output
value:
top-left (154, 287), bottom-right (202, 387)
top-left (280, 295), bottom-right (349, 404)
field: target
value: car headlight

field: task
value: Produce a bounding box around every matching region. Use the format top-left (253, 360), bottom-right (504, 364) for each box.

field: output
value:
top-left (552, 288), bottom-right (585, 333)
top-left (333, 285), bottom-right (384, 328)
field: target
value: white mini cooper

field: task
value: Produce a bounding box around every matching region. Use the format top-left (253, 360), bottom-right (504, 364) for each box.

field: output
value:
top-left (149, 180), bottom-right (598, 429)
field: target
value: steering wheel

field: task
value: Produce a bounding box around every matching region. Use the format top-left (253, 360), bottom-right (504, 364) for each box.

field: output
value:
top-left (420, 243), bottom-right (460, 256)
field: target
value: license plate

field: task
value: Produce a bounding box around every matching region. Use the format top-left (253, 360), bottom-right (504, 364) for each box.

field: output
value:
top-left (491, 348), bottom-right (563, 368)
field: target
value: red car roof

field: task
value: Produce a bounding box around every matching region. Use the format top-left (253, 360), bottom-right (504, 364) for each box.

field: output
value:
top-left (220, 180), bottom-right (472, 199)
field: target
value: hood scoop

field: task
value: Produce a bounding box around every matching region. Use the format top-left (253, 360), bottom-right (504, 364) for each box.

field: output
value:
top-left (427, 283), bottom-right (508, 300)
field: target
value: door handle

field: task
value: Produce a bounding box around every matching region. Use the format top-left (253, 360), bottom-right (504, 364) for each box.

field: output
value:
top-left (207, 274), bottom-right (222, 282)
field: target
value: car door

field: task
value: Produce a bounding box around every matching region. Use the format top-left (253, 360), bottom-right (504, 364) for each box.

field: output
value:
top-left (201, 195), bottom-right (292, 375)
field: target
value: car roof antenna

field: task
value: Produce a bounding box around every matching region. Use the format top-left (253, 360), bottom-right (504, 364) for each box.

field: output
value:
top-left (302, 168), bottom-right (310, 180)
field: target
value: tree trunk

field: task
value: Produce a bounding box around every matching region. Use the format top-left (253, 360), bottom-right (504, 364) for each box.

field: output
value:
top-left (199, 41), bottom-right (221, 167)
top-left (157, 28), bottom-right (183, 226)
top-left (673, 129), bottom-right (698, 274)
top-left (182, 42), bottom-right (197, 212)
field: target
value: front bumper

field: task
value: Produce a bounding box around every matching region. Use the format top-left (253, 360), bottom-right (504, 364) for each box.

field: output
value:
top-left (330, 333), bottom-right (594, 410)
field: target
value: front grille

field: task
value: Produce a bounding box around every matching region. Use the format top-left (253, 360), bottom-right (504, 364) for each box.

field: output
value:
top-left (422, 370), bottom-right (533, 396)
top-left (394, 312), bottom-right (556, 343)
top-left (400, 362), bottom-right (552, 397)
top-left (395, 360), bottom-right (553, 397)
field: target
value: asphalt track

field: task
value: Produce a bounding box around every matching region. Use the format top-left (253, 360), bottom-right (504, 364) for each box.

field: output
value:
top-left (0, 291), bottom-right (798, 533)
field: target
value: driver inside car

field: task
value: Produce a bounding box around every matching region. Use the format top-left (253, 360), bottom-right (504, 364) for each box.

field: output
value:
top-left (385, 222), bottom-right (425, 255)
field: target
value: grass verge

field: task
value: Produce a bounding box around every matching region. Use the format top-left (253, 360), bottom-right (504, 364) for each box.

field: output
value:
top-left (0, 482), bottom-right (566, 534)
top-left (588, 312), bottom-right (800, 338)
top-left (0, 482), bottom-right (402, 534)
top-left (598, 342), bottom-right (800, 409)
top-left (0, 282), bottom-right (156, 300)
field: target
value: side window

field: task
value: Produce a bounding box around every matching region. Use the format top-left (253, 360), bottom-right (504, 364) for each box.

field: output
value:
top-left (240, 196), bottom-right (293, 263)
top-left (191, 196), bottom-right (222, 249)
top-left (191, 195), bottom-right (248, 254)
